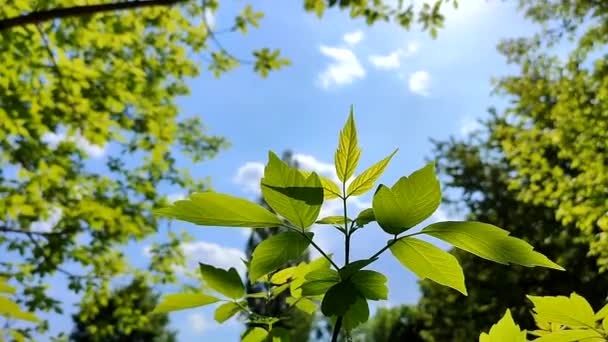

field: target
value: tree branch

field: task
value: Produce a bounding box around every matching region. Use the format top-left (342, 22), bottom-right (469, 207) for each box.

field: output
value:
top-left (0, 226), bottom-right (65, 237)
top-left (0, 0), bottom-right (187, 32)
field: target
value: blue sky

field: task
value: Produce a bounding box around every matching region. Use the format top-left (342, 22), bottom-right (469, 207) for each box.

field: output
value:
top-left (30, 1), bottom-right (542, 341)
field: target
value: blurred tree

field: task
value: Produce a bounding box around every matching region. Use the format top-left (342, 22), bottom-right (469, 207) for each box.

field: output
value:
top-left (492, 0), bottom-right (608, 269)
top-left (70, 278), bottom-right (175, 342)
top-left (413, 132), bottom-right (608, 341)
top-left (244, 151), bottom-right (312, 342)
top-left (357, 305), bottom-right (426, 342)
top-left (0, 0), bottom-right (460, 339)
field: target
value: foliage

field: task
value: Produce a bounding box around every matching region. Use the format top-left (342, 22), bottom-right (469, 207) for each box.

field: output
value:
top-left (480, 293), bottom-right (608, 341)
top-left (0, 0), bottom-right (458, 339)
top-left (0, 277), bottom-right (40, 342)
top-left (410, 138), bottom-right (608, 341)
top-left (153, 108), bottom-right (563, 341)
top-left (492, 0), bottom-right (608, 269)
top-left (357, 305), bottom-right (427, 342)
top-left (242, 152), bottom-right (312, 342)
top-left (70, 278), bottom-right (176, 342)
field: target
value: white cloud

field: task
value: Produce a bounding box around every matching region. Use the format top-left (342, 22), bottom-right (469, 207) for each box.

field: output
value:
top-left (408, 70), bottom-right (431, 96)
top-left (369, 51), bottom-right (402, 70)
top-left (459, 116), bottom-right (483, 137)
top-left (188, 313), bottom-right (211, 334)
top-left (181, 241), bottom-right (247, 275)
top-left (233, 162), bottom-right (265, 194)
top-left (343, 30), bottom-right (363, 45)
top-left (30, 207), bottom-right (62, 233)
top-left (42, 131), bottom-right (106, 158)
top-left (318, 45), bottom-right (365, 89)
top-left (368, 41), bottom-right (419, 70)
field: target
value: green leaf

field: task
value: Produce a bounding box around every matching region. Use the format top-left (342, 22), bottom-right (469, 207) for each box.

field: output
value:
top-left (347, 149), bottom-right (398, 196)
top-left (271, 283), bottom-right (290, 297)
top-left (0, 278), bottom-right (16, 294)
top-left (199, 263), bottom-right (244, 299)
top-left (270, 266), bottom-right (296, 284)
top-left (250, 231), bottom-right (312, 281)
top-left (354, 208), bottom-right (375, 227)
top-left (373, 163), bottom-right (441, 234)
top-left (242, 327), bottom-right (269, 342)
top-left (527, 293), bottom-right (596, 328)
top-left (214, 302), bottom-right (241, 323)
top-left (321, 280), bottom-right (359, 316)
top-left (287, 297), bottom-right (317, 315)
top-left (479, 309), bottom-right (526, 342)
top-left (534, 329), bottom-right (603, 342)
top-left (595, 302), bottom-right (608, 320)
top-left (261, 151), bottom-right (324, 228)
top-left (422, 221), bottom-right (564, 270)
top-left (339, 258), bottom-right (378, 280)
top-left (291, 256), bottom-right (333, 297)
top-left (0, 297), bottom-right (40, 322)
top-left (350, 270), bottom-right (388, 300)
top-left (246, 292), bottom-right (267, 299)
top-left (316, 216), bottom-right (350, 225)
top-left (389, 237), bottom-right (467, 295)
top-left (154, 192), bottom-right (281, 227)
top-left (335, 106), bottom-right (361, 182)
top-left (152, 293), bottom-right (220, 314)
top-left (342, 295), bottom-right (370, 331)
top-left (301, 269), bottom-right (340, 296)
top-left (299, 170), bottom-right (342, 199)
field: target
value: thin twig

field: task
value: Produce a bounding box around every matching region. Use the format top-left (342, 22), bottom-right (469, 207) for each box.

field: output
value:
top-left (0, 0), bottom-right (186, 32)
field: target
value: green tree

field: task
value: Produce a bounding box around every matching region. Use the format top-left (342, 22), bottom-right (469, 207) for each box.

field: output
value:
top-left (357, 305), bottom-right (427, 342)
top-left (69, 278), bottom-right (176, 342)
top-left (244, 151), bottom-right (312, 342)
top-left (412, 134), bottom-right (608, 341)
top-left (491, 0), bottom-right (608, 269)
top-left (0, 0), bottom-right (466, 339)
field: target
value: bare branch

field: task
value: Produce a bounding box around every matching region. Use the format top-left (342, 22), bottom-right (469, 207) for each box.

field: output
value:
top-left (0, 0), bottom-right (187, 32)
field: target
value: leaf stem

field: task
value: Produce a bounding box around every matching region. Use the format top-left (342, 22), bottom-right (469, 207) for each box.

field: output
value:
top-left (331, 316), bottom-right (343, 342)
top-left (367, 231), bottom-right (426, 260)
top-left (284, 224), bottom-right (340, 270)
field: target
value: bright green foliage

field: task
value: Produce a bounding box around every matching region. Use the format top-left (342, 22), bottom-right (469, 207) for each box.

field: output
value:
top-left (0, 278), bottom-right (39, 341)
top-left (317, 216), bottom-right (351, 225)
top-left (199, 263), bottom-right (245, 300)
top-left (214, 302), bottom-right (242, 323)
top-left (479, 310), bottom-right (527, 342)
top-left (153, 108), bottom-right (562, 340)
top-left (261, 152), bottom-right (324, 229)
top-left (347, 149), bottom-right (398, 197)
top-left (156, 192), bottom-right (282, 228)
top-left (491, 0), bottom-right (608, 269)
top-left (481, 293), bottom-right (608, 341)
top-left (390, 237), bottom-right (466, 295)
top-left (70, 278), bottom-right (176, 342)
top-left (152, 293), bottom-right (220, 314)
top-left (242, 327), bottom-right (269, 342)
top-left (372, 163), bottom-right (441, 234)
top-left (422, 221), bottom-right (564, 270)
top-left (335, 107), bottom-right (362, 183)
top-left (249, 231), bottom-right (313, 281)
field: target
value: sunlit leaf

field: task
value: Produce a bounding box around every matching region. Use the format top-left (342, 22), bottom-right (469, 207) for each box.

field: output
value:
top-left (242, 327), bottom-right (269, 342)
top-left (152, 293), bottom-right (219, 314)
top-left (350, 270), bottom-right (388, 300)
top-left (479, 309), bottom-right (527, 342)
top-left (214, 302), bottom-right (241, 323)
top-left (347, 149), bottom-right (398, 196)
top-left (199, 263), bottom-right (244, 300)
top-left (335, 106), bottom-right (361, 182)
top-left (250, 231), bottom-right (312, 280)
top-left (527, 293), bottom-right (596, 328)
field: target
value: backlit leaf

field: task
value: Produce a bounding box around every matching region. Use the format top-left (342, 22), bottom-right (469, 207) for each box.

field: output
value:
top-left (321, 280), bottom-right (359, 316)
top-left (335, 107), bottom-right (361, 182)
top-left (214, 302), bottom-right (241, 323)
top-left (528, 293), bottom-right (596, 328)
top-left (152, 293), bottom-right (219, 314)
top-left (242, 327), bottom-right (269, 342)
top-left (199, 263), bottom-right (244, 299)
top-left (250, 231), bottom-right (312, 280)
top-left (342, 295), bottom-right (369, 331)
top-left (479, 309), bottom-right (527, 342)
top-left (350, 270), bottom-right (388, 300)
top-left (347, 149), bottom-right (398, 196)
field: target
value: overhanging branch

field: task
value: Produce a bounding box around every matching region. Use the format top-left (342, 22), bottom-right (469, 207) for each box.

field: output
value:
top-left (0, 0), bottom-right (188, 32)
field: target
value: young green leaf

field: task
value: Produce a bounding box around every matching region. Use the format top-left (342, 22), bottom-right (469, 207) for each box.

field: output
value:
top-left (154, 192), bottom-right (282, 227)
top-left (422, 221), bottom-right (564, 270)
top-left (347, 149), bottom-right (398, 197)
top-left (389, 237), bottom-right (467, 295)
top-left (269, 266), bottom-right (296, 284)
top-left (299, 170), bottom-right (342, 199)
top-left (534, 329), bottom-right (602, 342)
top-left (261, 151), bottom-right (324, 228)
top-left (374, 162), bottom-right (441, 234)
top-left (479, 309), bottom-right (527, 342)
top-left (350, 270), bottom-right (388, 300)
top-left (287, 297), bottom-right (317, 315)
top-left (0, 278), bottom-right (16, 294)
top-left (271, 283), bottom-right (290, 297)
top-left (527, 293), bottom-right (596, 328)
top-left (339, 258), bottom-right (378, 280)
top-left (214, 302), bottom-right (242, 323)
top-left (0, 297), bottom-right (40, 322)
top-left (242, 327), bottom-right (269, 342)
top-left (321, 280), bottom-right (359, 317)
top-left (342, 295), bottom-right (370, 331)
top-left (595, 302), bottom-right (608, 321)
top-left (291, 256), bottom-right (333, 297)
top-left (199, 263), bottom-right (244, 300)
top-left (335, 106), bottom-right (361, 183)
top-left (354, 208), bottom-right (375, 227)
top-left (316, 216), bottom-right (351, 225)
top-left (250, 231), bottom-right (313, 281)
top-left (152, 293), bottom-right (219, 314)
top-left (301, 269), bottom-right (340, 296)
